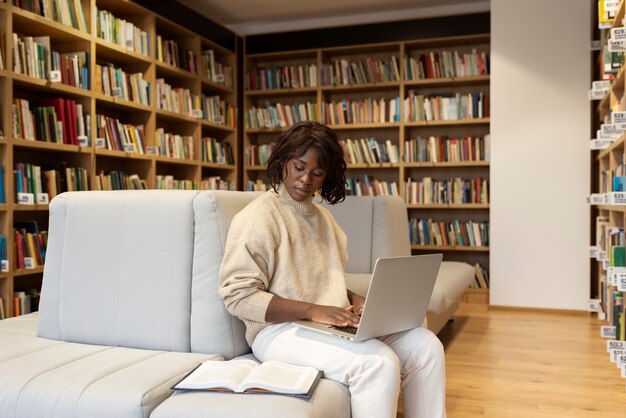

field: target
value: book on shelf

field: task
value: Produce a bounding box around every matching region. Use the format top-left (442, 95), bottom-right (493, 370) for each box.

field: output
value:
top-left (13, 0), bottom-right (87, 32)
top-left (246, 63), bottom-right (317, 90)
top-left (321, 56), bottom-right (400, 86)
top-left (473, 263), bottom-right (489, 289)
top-left (0, 31), bottom-right (5, 70)
top-left (95, 8), bottom-right (151, 56)
top-left (173, 358), bottom-right (322, 399)
top-left (404, 48), bottom-right (489, 80)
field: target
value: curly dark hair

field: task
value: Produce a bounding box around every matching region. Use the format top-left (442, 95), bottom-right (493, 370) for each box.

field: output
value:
top-left (266, 121), bottom-right (346, 204)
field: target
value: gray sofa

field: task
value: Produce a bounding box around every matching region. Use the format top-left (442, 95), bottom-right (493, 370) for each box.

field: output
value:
top-left (0, 190), bottom-right (472, 418)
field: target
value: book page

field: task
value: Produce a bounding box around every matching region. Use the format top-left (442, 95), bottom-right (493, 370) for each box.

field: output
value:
top-left (239, 360), bottom-right (320, 395)
top-left (174, 359), bottom-right (257, 391)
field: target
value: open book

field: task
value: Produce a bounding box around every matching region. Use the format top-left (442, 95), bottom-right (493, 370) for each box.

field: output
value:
top-left (172, 358), bottom-right (323, 399)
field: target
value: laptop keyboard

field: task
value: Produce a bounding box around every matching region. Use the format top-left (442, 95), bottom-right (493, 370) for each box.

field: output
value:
top-left (330, 325), bottom-right (358, 334)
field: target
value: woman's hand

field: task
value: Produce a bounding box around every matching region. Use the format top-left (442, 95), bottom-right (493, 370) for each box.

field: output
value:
top-left (350, 293), bottom-right (366, 315)
top-left (309, 304), bottom-right (360, 327)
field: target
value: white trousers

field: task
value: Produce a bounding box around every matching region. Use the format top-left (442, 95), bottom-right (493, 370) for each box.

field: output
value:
top-left (251, 323), bottom-right (446, 418)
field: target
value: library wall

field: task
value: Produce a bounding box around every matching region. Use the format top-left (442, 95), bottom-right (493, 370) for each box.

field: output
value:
top-left (490, 0), bottom-right (590, 309)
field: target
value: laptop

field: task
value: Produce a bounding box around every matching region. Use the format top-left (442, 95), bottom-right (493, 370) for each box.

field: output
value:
top-left (292, 254), bottom-right (442, 342)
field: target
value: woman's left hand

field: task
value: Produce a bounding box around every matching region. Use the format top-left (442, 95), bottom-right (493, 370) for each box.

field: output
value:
top-left (350, 293), bottom-right (366, 315)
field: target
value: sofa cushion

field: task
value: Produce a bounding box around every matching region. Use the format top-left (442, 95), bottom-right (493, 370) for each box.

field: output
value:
top-left (150, 378), bottom-right (350, 418)
top-left (323, 197), bottom-right (374, 273)
top-left (433, 262), bottom-right (475, 302)
top-left (190, 191), bottom-right (261, 358)
top-left (0, 329), bottom-right (215, 418)
top-left (325, 196), bottom-right (411, 274)
top-left (38, 190), bottom-right (198, 352)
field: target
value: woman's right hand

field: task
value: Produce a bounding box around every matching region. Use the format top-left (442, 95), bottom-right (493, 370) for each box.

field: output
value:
top-left (309, 304), bottom-right (360, 327)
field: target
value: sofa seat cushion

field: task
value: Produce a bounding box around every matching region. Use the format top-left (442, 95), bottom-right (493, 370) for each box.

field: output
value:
top-left (150, 378), bottom-right (351, 418)
top-left (0, 330), bottom-right (217, 418)
top-left (433, 262), bottom-right (475, 303)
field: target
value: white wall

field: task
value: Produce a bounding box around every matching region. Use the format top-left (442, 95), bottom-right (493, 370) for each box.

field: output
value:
top-left (490, 0), bottom-right (591, 309)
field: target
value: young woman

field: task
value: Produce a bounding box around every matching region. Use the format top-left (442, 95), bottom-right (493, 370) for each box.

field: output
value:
top-left (219, 121), bottom-right (446, 418)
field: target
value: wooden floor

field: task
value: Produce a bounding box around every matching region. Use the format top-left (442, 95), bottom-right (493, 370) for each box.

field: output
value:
top-left (435, 303), bottom-right (626, 418)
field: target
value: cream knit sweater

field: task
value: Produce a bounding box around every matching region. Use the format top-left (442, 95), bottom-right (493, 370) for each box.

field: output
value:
top-left (218, 185), bottom-right (350, 345)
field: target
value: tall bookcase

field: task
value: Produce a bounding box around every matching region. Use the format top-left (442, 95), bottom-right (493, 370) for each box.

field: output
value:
top-left (0, 0), bottom-right (238, 318)
top-left (243, 34), bottom-right (490, 299)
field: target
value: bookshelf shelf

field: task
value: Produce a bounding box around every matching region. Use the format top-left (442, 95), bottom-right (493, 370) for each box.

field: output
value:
top-left (406, 203), bottom-right (489, 209)
top-left (12, 73), bottom-right (92, 98)
top-left (245, 87), bottom-right (318, 96)
top-left (13, 205), bottom-right (50, 212)
top-left (320, 81), bottom-right (400, 92)
top-left (404, 118), bottom-right (490, 127)
top-left (403, 161), bottom-right (489, 168)
top-left (201, 78), bottom-right (234, 94)
top-left (94, 39), bottom-right (152, 64)
top-left (13, 267), bottom-right (45, 277)
top-left (404, 75), bottom-right (490, 87)
top-left (201, 120), bottom-right (236, 133)
top-left (0, 0), bottom-right (239, 319)
top-left (11, 138), bottom-right (85, 153)
top-left (329, 122), bottom-right (401, 130)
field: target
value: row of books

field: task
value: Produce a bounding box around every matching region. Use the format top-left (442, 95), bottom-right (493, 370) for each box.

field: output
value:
top-left (321, 97), bottom-right (401, 125)
top-left (156, 79), bottom-right (198, 116)
top-left (12, 35), bottom-right (90, 90)
top-left (11, 289), bottom-right (41, 317)
top-left (245, 50), bottom-right (488, 91)
top-left (95, 8), bottom-right (151, 56)
top-left (156, 39), bottom-right (232, 87)
top-left (15, 162), bottom-right (89, 202)
top-left (156, 175), bottom-right (197, 190)
top-left (14, 221), bottom-right (47, 269)
top-left (200, 176), bottom-right (236, 191)
top-left (404, 135), bottom-right (491, 163)
top-left (346, 175), bottom-right (399, 197)
top-left (404, 49), bottom-right (489, 80)
top-left (472, 263), bottom-right (490, 289)
top-left (244, 102), bottom-right (317, 129)
top-left (95, 63), bottom-right (150, 106)
top-left (245, 64), bottom-right (318, 90)
top-left (404, 176), bottom-right (489, 205)
top-left (150, 176), bottom-right (236, 191)
top-left (320, 56), bottom-right (400, 86)
top-left (198, 49), bottom-right (232, 87)
top-left (201, 137), bottom-right (234, 164)
top-left (95, 114), bottom-right (145, 154)
top-left (156, 37), bottom-right (196, 73)
top-left (245, 179), bottom-right (268, 192)
top-left (405, 91), bottom-right (489, 121)
top-left (13, 0), bottom-right (88, 32)
top-left (201, 95), bottom-right (235, 127)
top-left (340, 137), bottom-right (400, 164)
top-left (155, 129), bottom-right (193, 160)
top-left (94, 171), bottom-right (146, 191)
top-left (245, 144), bottom-right (273, 166)
top-left (408, 218), bottom-right (489, 248)
top-left (13, 97), bottom-right (90, 145)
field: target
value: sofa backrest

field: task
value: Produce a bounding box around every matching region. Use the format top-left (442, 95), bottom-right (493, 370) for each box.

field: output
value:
top-left (37, 190), bottom-right (260, 358)
top-left (38, 190), bottom-right (199, 352)
top-left (324, 195), bottom-right (411, 273)
top-left (189, 190), bottom-right (261, 358)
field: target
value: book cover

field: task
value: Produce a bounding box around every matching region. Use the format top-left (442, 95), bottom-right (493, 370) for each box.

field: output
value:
top-left (172, 359), bottom-right (322, 399)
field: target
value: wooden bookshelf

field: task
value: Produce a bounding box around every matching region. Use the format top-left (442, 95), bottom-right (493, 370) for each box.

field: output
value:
top-left (243, 33), bottom-right (490, 293)
top-left (590, 0), bottom-right (626, 376)
top-left (0, 0), bottom-right (238, 318)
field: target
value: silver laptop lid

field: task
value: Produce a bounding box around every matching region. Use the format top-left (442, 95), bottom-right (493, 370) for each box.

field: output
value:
top-left (354, 254), bottom-right (442, 341)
